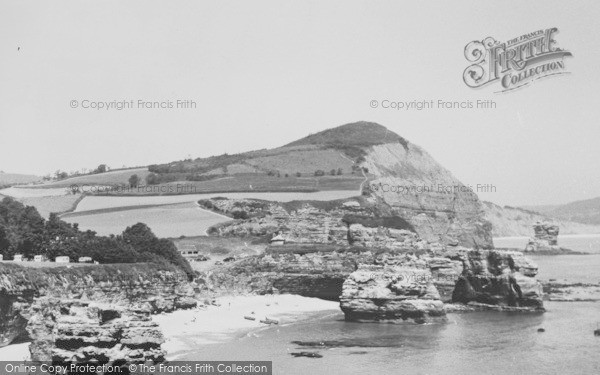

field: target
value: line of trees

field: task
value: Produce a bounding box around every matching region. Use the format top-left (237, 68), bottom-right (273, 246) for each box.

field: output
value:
top-left (0, 197), bottom-right (193, 279)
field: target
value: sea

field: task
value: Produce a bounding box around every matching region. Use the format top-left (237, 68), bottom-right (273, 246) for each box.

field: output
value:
top-left (184, 235), bottom-right (600, 375)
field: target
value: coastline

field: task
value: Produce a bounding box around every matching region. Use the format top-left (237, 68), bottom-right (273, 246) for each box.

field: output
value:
top-left (153, 295), bottom-right (341, 360)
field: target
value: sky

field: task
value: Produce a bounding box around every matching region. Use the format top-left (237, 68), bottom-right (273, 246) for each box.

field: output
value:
top-left (1, 0), bottom-right (599, 206)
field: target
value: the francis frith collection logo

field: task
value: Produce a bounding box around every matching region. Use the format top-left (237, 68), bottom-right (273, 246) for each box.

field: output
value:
top-left (463, 28), bottom-right (572, 92)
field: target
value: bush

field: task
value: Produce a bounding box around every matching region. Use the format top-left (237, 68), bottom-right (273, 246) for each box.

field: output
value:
top-left (314, 170), bottom-right (325, 177)
top-left (232, 210), bottom-right (249, 220)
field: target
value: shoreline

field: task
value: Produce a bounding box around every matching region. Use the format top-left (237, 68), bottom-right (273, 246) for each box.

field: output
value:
top-left (2, 293), bottom-right (598, 362)
top-left (153, 294), bottom-right (341, 360)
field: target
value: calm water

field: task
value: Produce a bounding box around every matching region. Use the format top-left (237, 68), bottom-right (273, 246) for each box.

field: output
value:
top-left (185, 236), bottom-right (600, 375)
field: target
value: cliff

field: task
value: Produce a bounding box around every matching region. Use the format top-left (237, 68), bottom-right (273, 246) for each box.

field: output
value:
top-left (153, 121), bottom-right (495, 248)
top-left (362, 142), bottom-right (493, 249)
top-left (202, 245), bottom-right (543, 312)
top-left (27, 298), bottom-right (166, 363)
top-left (482, 201), bottom-right (600, 237)
top-left (340, 265), bottom-right (446, 324)
top-left (0, 263), bottom-right (196, 348)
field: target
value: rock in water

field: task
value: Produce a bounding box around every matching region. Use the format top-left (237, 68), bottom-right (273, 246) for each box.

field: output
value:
top-left (340, 265), bottom-right (446, 324)
top-left (290, 352), bottom-right (323, 358)
top-left (524, 222), bottom-right (573, 253)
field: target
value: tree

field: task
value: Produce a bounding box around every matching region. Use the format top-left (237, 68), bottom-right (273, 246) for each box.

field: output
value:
top-left (314, 170), bottom-right (325, 177)
top-left (296, 172), bottom-right (301, 177)
top-left (122, 223), bottom-right (193, 279)
top-left (330, 169), bottom-right (336, 176)
top-left (232, 210), bottom-right (249, 220)
top-left (337, 168), bottom-right (343, 175)
top-left (129, 174), bottom-right (140, 187)
top-left (95, 164), bottom-right (108, 174)
top-left (146, 173), bottom-right (159, 185)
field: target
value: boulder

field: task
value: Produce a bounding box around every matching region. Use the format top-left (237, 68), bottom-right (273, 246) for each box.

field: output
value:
top-left (340, 265), bottom-right (446, 324)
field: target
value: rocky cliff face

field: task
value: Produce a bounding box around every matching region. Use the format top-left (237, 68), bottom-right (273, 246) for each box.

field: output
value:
top-left (27, 298), bottom-right (165, 363)
top-left (205, 197), bottom-right (441, 251)
top-left (0, 263), bottom-right (196, 348)
top-left (203, 245), bottom-right (543, 311)
top-left (199, 122), bottom-right (494, 249)
top-left (362, 143), bottom-right (493, 249)
top-left (340, 265), bottom-right (446, 324)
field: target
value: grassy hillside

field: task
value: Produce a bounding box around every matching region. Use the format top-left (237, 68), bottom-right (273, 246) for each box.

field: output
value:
top-left (0, 172), bottom-right (41, 186)
top-left (285, 121), bottom-right (408, 150)
top-left (137, 122), bottom-right (400, 194)
top-left (528, 197), bottom-right (600, 225)
top-left (40, 168), bottom-right (150, 188)
top-left (483, 201), bottom-right (600, 237)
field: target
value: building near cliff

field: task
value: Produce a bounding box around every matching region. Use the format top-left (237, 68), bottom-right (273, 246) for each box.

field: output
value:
top-left (270, 233), bottom-right (286, 246)
top-left (179, 244), bottom-right (201, 258)
top-left (55, 256), bottom-right (70, 263)
top-left (13, 254), bottom-right (24, 262)
top-left (33, 255), bottom-right (48, 262)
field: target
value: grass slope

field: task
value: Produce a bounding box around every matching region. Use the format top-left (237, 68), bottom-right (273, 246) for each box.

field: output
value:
top-left (0, 172), bottom-right (41, 186)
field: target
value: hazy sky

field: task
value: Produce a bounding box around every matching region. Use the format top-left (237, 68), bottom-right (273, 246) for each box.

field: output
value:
top-left (1, 0), bottom-right (599, 206)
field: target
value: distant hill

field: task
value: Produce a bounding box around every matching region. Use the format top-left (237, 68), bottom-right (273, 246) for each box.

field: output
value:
top-left (0, 172), bottom-right (41, 186)
top-left (483, 201), bottom-right (600, 237)
top-left (141, 121), bottom-right (494, 248)
top-left (523, 197), bottom-right (600, 226)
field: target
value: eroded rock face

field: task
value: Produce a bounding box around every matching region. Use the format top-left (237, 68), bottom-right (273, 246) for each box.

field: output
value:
top-left (525, 222), bottom-right (566, 253)
top-left (0, 263), bottom-right (196, 347)
top-left (27, 298), bottom-right (165, 363)
top-left (206, 199), bottom-right (372, 245)
top-left (204, 245), bottom-right (543, 311)
top-left (340, 265), bottom-right (446, 324)
top-left (451, 250), bottom-right (543, 310)
top-left (362, 143), bottom-right (493, 249)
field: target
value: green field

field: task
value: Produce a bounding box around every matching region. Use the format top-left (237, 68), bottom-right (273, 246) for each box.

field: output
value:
top-left (73, 190), bottom-right (361, 212)
top-left (38, 168), bottom-right (150, 188)
top-left (61, 202), bottom-right (229, 238)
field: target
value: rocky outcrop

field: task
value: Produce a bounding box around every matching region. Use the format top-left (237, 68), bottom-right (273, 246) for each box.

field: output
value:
top-left (451, 250), bottom-right (543, 310)
top-left (203, 245), bottom-right (544, 311)
top-left (27, 297), bottom-right (165, 363)
top-left (0, 263), bottom-right (196, 347)
top-left (362, 143), bottom-right (493, 249)
top-left (340, 265), bottom-right (446, 324)
top-left (523, 222), bottom-right (581, 254)
top-left (525, 223), bottom-right (560, 252)
top-left (206, 198), bottom-right (370, 245)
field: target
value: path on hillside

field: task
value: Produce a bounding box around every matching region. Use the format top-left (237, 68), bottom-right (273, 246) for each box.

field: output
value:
top-left (338, 152), bottom-right (368, 195)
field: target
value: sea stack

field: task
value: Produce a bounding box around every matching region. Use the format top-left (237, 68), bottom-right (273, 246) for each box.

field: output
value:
top-left (525, 222), bottom-right (562, 253)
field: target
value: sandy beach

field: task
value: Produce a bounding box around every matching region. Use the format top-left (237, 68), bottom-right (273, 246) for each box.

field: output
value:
top-left (0, 295), bottom-right (339, 362)
top-left (154, 294), bottom-right (340, 360)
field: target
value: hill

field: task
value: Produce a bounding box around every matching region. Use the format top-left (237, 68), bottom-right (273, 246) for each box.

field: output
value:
top-left (285, 121), bottom-right (408, 150)
top-left (483, 201), bottom-right (600, 237)
top-left (36, 168), bottom-right (150, 189)
top-left (0, 172), bottom-right (41, 186)
top-left (19, 121), bottom-right (493, 248)
top-left (523, 197), bottom-right (600, 226)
